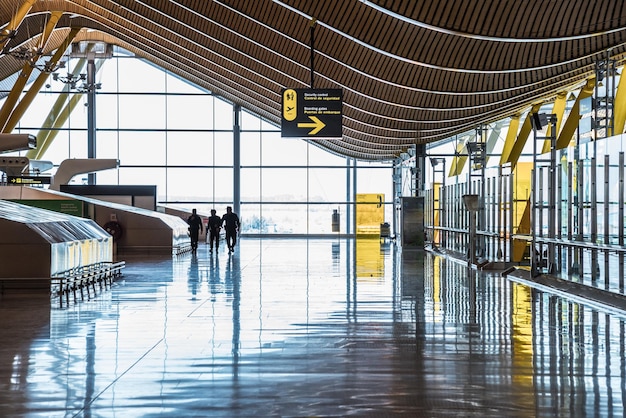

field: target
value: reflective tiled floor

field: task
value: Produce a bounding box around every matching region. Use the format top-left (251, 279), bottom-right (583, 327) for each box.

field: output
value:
top-left (0, 238), bottom-right (625, 417)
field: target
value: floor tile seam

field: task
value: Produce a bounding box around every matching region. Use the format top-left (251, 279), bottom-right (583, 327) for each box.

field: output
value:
top-left (70, 337), bottom-right (165, 416)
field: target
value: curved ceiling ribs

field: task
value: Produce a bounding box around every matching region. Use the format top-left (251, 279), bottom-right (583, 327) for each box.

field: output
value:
top-left (0, 0), bottom-right (625, 160)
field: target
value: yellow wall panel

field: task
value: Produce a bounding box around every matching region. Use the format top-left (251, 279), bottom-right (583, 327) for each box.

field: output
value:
top-left (356, 193), bottom-right (385, 236)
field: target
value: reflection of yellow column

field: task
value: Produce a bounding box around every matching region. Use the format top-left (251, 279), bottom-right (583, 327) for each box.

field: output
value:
top-left (356, 193), bottom-right (385, 236)
top-left (356, 238), bottom-right (384, 279)
top-left (511, 283), bottom-right (534, 407)
top-left (433, 183), bottom-right (441, 244)
top-left (432, 256), bottom-right (441, 318)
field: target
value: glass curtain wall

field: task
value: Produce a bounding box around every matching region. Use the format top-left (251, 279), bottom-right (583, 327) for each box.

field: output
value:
top-left (7, 47), bottom-right (393, 235)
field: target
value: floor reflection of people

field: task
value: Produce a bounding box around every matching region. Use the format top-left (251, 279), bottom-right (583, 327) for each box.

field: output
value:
top-left (188, 253), bottom-right (200, 297)
top-left (208, 252), bottom-right (221, 299)
top-left (225, 251), bottom-right (241, 373)
top-left (225, 251), bottom-right (241, 298)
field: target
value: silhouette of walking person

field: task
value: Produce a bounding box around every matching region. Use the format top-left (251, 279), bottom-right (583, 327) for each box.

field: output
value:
top-left (207, 209), bottom-right (222, 252)
top-left (222, 206), bottom-right (240, 253)
top-left (186, 208), bottom-right (203, 253)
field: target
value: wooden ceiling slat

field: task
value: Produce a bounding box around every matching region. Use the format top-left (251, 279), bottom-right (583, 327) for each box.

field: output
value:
top-left (465, 0), bottom-right (488, 34)
top-left (449, 1), bottom-right (473, 32)
top-left (412, 1), bottom-right (438, 24)
top-left (364, 12), bottom-right (391, 51)
top-left (0, 0), bottom-right (625, 160)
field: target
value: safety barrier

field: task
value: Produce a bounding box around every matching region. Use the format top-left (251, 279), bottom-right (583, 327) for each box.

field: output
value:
top-left (52, 261), bottom-right (125, 308)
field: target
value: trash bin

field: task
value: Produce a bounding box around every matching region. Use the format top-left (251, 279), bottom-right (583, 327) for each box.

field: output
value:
top-left (380, 222), bottom-right (390, 239)
top-left (331, 209), bottom-right (340, 232)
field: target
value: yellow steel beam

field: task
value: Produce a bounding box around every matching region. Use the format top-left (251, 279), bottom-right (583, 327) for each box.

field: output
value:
top-left (4, 25), bottom-right (80, 133)
top-left (485, 122), bottom-right (503, 165)
top-left (0, 63), bottom-right (35, 131)
top-left (35, 11), bottom-right (63, 56)
top-left (29, 93), bottom-right (84, 160)
top-left (499, 115), bottom-right (520, 165)
top-left (29, 55), bottom-right (105, 160)
top-left (556, 78), bottom-right (595, 150)
top-left (505, 103), bottom-right (542, 169)
top-left (448, 141), bottom-right (467, 177)
top-left (512, 198), bottom-right (531, 262)
top-left (511, 161), bottom-right (532, 262)
top-left (541, 92), bottom-right (567, 154)
top-left (27, 86), bottom-right (72, 159)
top-left (0, 8), bottom-right (64, 131)
top-left (28, 43), bottom-right (99, 159)
top-left (27, 61), bottom-right (88, 160)
top-left (1, 0), bottom-right (37, 49)
top-left (614, 67), bottom-right (626, 134)
top-left (433, 182), bottom-right (440, 244)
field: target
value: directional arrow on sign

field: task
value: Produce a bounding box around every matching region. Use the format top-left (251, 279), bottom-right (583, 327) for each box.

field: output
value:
top-left (297, 116), bottom-right (326, 135)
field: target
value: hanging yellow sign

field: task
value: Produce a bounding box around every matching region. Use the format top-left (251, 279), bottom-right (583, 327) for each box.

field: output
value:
top-left (281, 88), bottom-right (342, 137)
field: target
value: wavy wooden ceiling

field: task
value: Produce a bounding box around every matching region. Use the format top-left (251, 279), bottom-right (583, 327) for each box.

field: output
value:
top-left (1, 0), bottom-right (626, 161)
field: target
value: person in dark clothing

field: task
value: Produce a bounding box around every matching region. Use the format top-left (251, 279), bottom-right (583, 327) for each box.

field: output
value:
top-left (186, 208), bottom-right (203, 253)
top-left (207, 209), bottom-right (222, 252)
top-left (222, 206), bottom-right (240, 253)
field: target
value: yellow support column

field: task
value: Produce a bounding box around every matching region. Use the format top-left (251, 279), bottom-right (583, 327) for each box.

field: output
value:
top-left (556, 79), bottom-right (595, 150)
top-left (485, 121), bottom-right (503, 166)
top-left (4, 25), bottom-right (80, 133)
top-left (505, 104), bottom-right (542, 169)
top-left (34, 10), bottom-right (63, 55)
top-left (28, 46), bottom-right (103, 159)
top-left (500, 115), bottom-right (520, 165)
top-left (28, 93), bottom-right (83, 160)
top-left (541, 92), bottom-right (567, 154)
top-left (448, 141), bottom-right (468, 177)
top-left (614, 68), bottom-right (626, 134)
top-left (512, 199), bottom-right (531, 262)
top-left (0, 63), bottom-right (35, 131)
top-left (1, 0), bottom-right (37, 49)
top-left (0, 8), bottom-right (64, 131)
top-left (511, 161), bottom-right (533, 262)
top-left (433, 182), bottom-right (441, 244)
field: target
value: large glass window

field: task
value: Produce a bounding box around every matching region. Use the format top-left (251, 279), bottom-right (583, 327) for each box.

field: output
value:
top-left (165, 132), bottom-right (212, 166)
top-left (118, 131), bottom-right (166, 166)
top-left (118, 168), bottom-right (166, 193)
top-left (308, 167), bottom-right (347, 202)
top-left (97, 94), bottom-right (120, 128)
top-left (115, 56), bottom-right (166, 93)
top-left (240, 131), bottom-right (261, 166)
top-left (240, 167), bottom-right (262, 202)
top-left (3, 46), bottom-right (393, 236)
top-left (261, 168), bottom-right (308, 202)
top-left (119, 94), bottom-right (166, 129)
top-left (166, 95), bottom-right (214, 130)
top-left (166, 167), bottom-right (216, 204)
top-left (213, 132), bottom-right (234, 167)
top-left (261, 133), bottom-right (308, 166)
